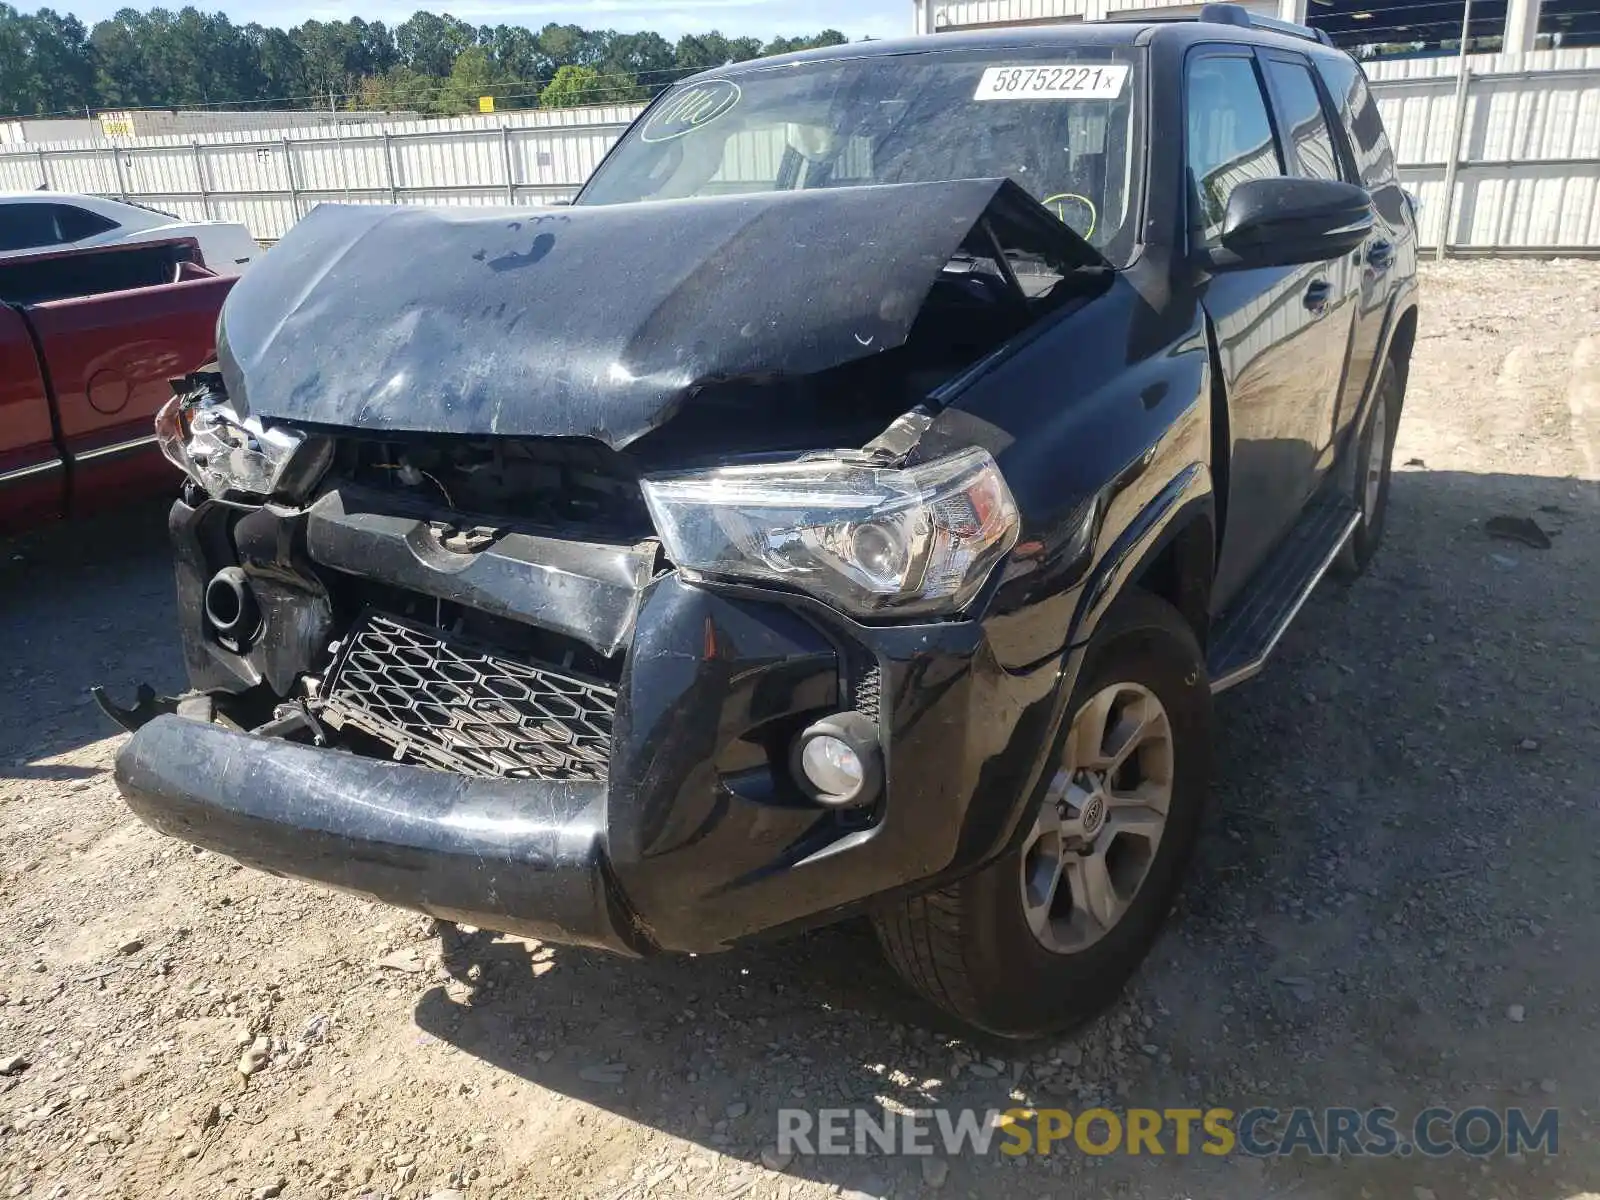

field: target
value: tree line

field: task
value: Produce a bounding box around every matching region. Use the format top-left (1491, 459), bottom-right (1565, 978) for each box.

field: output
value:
top-left (0, 5), bottom-right (850, 118)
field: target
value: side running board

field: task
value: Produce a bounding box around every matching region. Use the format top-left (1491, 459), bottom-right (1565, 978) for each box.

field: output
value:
top-left (1206, 502), bottom-right (1361, 693)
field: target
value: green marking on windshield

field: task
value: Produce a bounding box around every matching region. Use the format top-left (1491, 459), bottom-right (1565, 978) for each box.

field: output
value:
top-left (641, 80), bottom-right (743, 144)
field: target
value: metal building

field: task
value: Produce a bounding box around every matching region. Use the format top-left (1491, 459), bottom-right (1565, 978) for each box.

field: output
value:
top-left (910, 0), bottom-right (1592, 52)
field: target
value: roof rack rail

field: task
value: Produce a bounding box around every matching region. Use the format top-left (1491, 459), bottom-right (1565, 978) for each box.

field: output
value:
top-left (1197, 2), bottom-right (1335, 45)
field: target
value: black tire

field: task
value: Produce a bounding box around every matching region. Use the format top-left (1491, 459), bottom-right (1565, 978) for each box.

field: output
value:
top-left (1335, 359), bottom-right (1402, 579)
top-left (873, 590), bottom-right (1212, 1040)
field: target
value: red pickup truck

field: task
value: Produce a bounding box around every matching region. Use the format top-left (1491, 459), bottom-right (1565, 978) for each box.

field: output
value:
top-left (1, 237), bottom-right (234, 533)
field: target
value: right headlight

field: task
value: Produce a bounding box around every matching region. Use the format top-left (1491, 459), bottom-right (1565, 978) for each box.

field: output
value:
top-left (640, 447), bottom-right (1020, 619)
top-left (156, 390), bottom-right (330, 504)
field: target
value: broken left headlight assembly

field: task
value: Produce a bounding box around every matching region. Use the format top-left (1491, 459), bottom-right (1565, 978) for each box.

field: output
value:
top-left (155, 382), bottom-right (332, 505)
top-left (641, 447), bottom-right (1020, 619)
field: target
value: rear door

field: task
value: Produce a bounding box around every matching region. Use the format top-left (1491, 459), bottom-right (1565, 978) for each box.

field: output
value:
top-left (1315, 52), bottom-right (1413, 450)
top-left (0, 304), bottom-right (65, 529)
top-left (1185, 47), bottom-right (1353, 609)
top-left (1259, 49), bottom-right (1363, 466)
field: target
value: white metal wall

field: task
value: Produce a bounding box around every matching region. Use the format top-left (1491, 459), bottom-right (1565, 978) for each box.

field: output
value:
top-left (0, 104), bottom-right (644, 241)
top-left (2, 59), bottom-right (1597, 251)
top-left (0, 118), bottom-right (101, 145)
top-left (1363, 45), bottom-right (1600, 79)
top-left (1370, 63), bottom-right (1600, 249)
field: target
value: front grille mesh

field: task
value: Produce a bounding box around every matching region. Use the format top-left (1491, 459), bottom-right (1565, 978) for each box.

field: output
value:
top-left (852, 663), bottom-right (882, 721)
top-left (318, 612), bottom-right (615, 782)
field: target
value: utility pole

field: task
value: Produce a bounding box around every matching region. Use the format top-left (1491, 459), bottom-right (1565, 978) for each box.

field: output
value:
top-left (1437, 0), bottom-right (1474, 261)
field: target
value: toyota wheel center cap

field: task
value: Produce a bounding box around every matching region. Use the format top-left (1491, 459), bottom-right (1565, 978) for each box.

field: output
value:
top-left (1081, 793), bottom-right (1106, 838)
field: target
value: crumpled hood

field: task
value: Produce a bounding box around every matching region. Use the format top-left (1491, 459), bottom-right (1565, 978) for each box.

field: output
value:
top-left (218, 179), bottom-right (1093, 448)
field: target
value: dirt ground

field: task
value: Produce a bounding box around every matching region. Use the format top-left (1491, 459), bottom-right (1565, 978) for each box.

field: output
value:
top-left (2, 259), bottom-right (1598, 1200)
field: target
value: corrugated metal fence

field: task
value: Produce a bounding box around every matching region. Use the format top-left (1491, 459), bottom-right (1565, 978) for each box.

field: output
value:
top-left (0, 105), bottom-right (644, 241)
top-left (1369, 49), bottom-right (1600, 251)
top-left (1, 57), bottom-right (1597, 252)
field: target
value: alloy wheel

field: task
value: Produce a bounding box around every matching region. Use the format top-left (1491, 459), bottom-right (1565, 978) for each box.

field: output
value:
top-left (1363, 394), bottom-right (1389, 524)
top-left (1020, 682), bottom-right (1174, 955)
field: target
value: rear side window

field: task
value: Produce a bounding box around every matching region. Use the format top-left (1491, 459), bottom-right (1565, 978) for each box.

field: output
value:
top-left (1264, 58), bottom-right (1342, 182)
top-left (1315, 55), bottom-right (1397, 189)
top-left (1185, 55), bottom-right (1282, 244)
top-left (0, 204), bottom-right (64, 253)
top-left (54, 205), bottom-right (119, 241)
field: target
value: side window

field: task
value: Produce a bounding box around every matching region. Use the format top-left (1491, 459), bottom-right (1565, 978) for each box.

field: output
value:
top-left (1315, 55), bottom-right (1397, 189)
top-left (1185, 54), bottom-right (1283, 245)
top-left (52, 205), bottom-right (119, 242)
top-left (0, 205), bottom-right (65, 253)
top-left (1264, 58), bottom-right (1342, 182)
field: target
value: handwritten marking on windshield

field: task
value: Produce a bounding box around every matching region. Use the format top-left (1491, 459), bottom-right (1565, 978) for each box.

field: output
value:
top-left (641, 79), bottom-right (742, 144)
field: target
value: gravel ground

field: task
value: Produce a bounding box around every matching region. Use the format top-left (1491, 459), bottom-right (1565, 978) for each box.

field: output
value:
top-left (2, 259), bottom-right (1597, 1200)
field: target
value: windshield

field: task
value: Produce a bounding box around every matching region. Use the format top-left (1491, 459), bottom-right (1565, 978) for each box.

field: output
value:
top-left (579, 46), bottom-right (1143, 265)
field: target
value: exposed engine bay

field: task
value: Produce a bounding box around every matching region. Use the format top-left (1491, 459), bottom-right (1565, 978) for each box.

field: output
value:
top-left (339, 437), bottom-right (655, 540)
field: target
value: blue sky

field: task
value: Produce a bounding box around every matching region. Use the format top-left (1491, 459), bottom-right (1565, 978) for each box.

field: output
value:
top-left (60, 0), bottom-right (915, 40)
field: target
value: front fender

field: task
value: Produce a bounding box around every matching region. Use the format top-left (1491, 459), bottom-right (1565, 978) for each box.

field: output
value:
top-left (900, 270), bottom-right (1215, 874)
top-left (961, 464), bottom-right (1215, 870)
top-left (1069, 462), bottom-right (1215, 650)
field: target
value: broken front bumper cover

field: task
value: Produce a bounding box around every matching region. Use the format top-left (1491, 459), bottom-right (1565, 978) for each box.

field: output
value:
top-left (112, 480), bottom-right (1075, 960)
top-left (115, 550), bottom-right (1070, 956)
top-left (116, 713), bottom-right (639, 952)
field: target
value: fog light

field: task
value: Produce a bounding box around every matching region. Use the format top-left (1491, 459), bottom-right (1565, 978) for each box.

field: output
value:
top-left (802, 737), bottom-right (863, 794)
top-left (792, 712), bottom-right (882, 808)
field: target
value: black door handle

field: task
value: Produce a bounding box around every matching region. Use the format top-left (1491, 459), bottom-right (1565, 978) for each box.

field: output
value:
top-left (1303, 278), bottom-right (1332, 315)
top-left (1368, 240), bottom-right (1395, 270)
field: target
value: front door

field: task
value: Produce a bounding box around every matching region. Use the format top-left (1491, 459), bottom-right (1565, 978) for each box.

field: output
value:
top-left (1184, 47), bottom-right (1357, 609)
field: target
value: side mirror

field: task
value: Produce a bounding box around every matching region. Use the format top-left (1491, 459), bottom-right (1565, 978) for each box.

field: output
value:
top-left (1210, 177), bottom-right (1373, 270)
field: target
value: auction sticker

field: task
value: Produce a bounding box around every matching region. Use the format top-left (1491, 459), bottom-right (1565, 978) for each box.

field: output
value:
top-left (974, 64), bottom-right (1129, 100)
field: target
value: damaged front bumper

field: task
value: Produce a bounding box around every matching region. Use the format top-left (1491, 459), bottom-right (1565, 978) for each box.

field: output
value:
top-left (113, 494), bottom-right (1067, 955)
top-left (117, 714), bottom-right (634, 951)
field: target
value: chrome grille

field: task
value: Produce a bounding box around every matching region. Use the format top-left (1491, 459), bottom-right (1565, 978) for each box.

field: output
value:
top-left (319, 613), bottom-right (614, 782)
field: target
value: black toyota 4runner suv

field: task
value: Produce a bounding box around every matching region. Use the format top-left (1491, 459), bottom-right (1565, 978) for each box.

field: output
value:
top-left (105, 5), bottom-right (1418, 1038)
